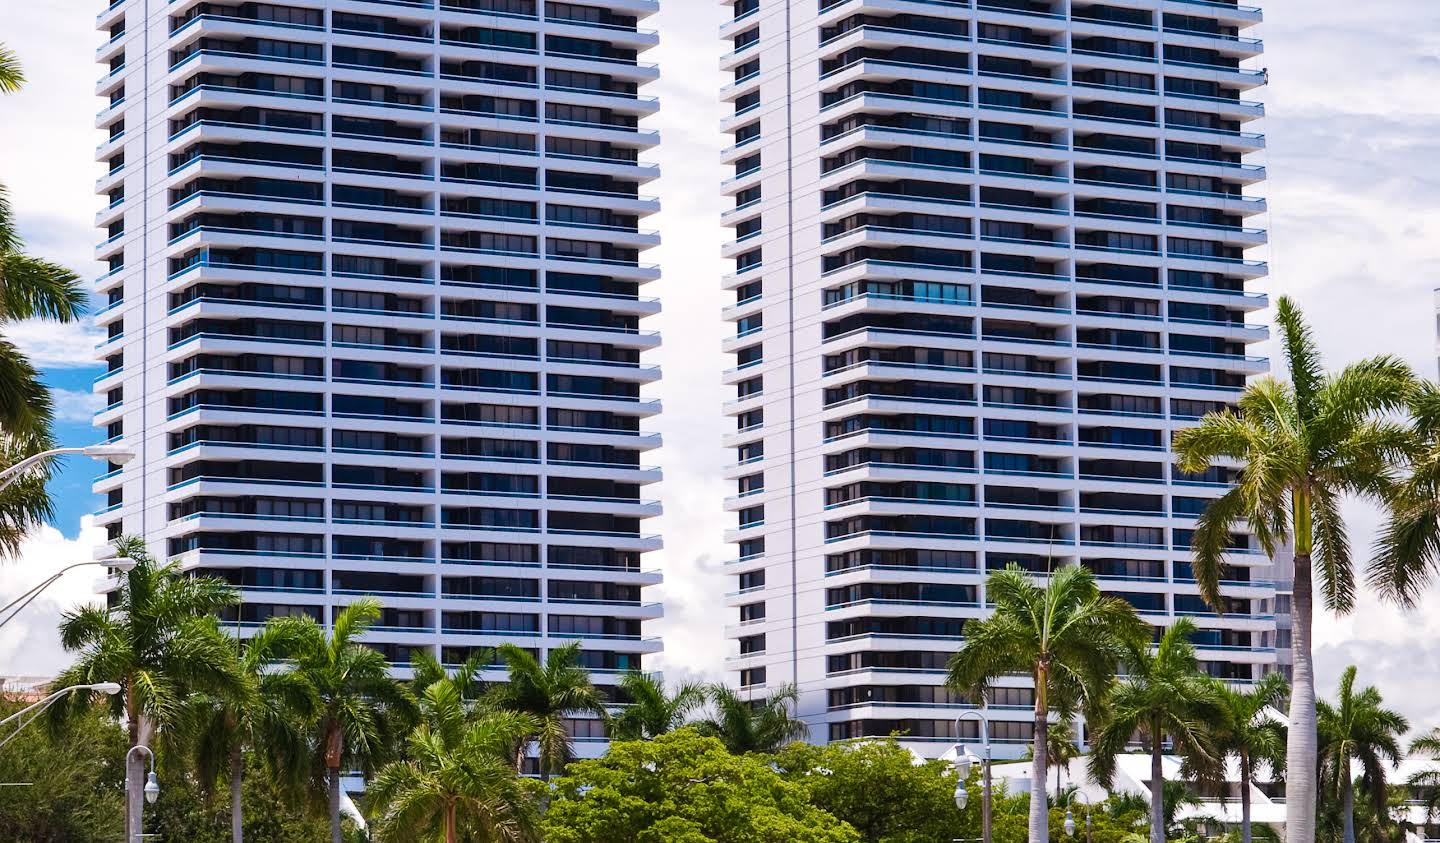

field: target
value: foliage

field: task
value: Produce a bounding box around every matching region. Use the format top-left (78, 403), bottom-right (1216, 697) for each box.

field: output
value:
top-left (1316, 784), bottom-right (1416, 843)
top-left (487, 642), bottom-right (606, 778)
top-left (774, 738), bottom-right (968, 843)
top-left (543, 728), bottom-right (861, 843)
top-left (1408, 727), bottom-right (1440, 823)
top-left (1317, 666), bottom-right (1407, 836)
top-left (0, 698), bottom-right (125, 841)
top-left (693, 682), bottom-right (808, 755)
top-left (947, 564), bottom-right (1146, 843)
top-left (145, 753), bottom-right (349, 843)
top-left (368, 681), bottom-right (541, 842)
top-left (608, 670), bottom-right (706, 741)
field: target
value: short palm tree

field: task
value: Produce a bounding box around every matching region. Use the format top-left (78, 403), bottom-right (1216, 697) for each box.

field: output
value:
top-left (276, 598), bottom-right (415, 843)
top-left (1317, 666), bottom-right (1408, 843)
top-left (50, 537), bottom-right (244, 839)
top-left (947, 564), bottom-right (1146, 843)
top-left (695, 682), bottom-right (808, 754)
top-left (0, 43), bottom-right (90, 558)
top-left (409, 647), bottom-right (491, 708)
top-left (1023, 719), bottom-right (1080, 798)
top-left (1172, 295), bottom-right (1416, 843)
top-left (608, 670), bottom-right (706, 741)
top-left (487, 642), bottom-right (606, 779)
top-left (1089, 618), bottom-right (1224, 843)
top-left (369, 681), bottom-right (540, 843)
top-left (1198, 672), bottom-right (1288, 843)
top-left (178, 619), bottom-right (317, 843)
top-left (1408, 728), bottom-right (1440, 824)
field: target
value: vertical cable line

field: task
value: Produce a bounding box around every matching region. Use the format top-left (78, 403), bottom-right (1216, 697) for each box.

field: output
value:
top-left (782, 0), bottom-right (800, 689)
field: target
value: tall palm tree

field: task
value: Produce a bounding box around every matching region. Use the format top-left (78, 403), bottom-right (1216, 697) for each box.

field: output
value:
top-left (1372, 378), bottom-right (1440, 603)
top-left (0, 42), bottom-right (90, 557)
top-left (694, 682), bottom-right (808, 754)
top-left (369, 681), bottom-right (540, 843)
top-left (1197, 672), bottom-right (1288, 843)
top-left (49, 537), bottom-right (244, 840)
top-left (1407, 728), bottom-right (1440, 825)
top-left (487, 642), bottom-right (605, 779)
top-left (1172, 295), bottom-right (1416, 843)
top-left (946, 564), bottom-right (1146, 843)
top-left (1317, 666), bottom-right (1408, 843)
top-left (1089, 618), bottom-right (1224, 843)
top-left (178, 619), bottom-right (316, 843)
top-left (276, 598), bottom-right (415, 843)
top-left (608, 670), bottom-right (706, 741)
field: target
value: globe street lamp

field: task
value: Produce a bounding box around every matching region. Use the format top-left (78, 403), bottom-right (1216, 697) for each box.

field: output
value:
top-left (0, 444), bottom-right (135, 493)
top-left (126, 744), bottom-right (159, 841)
top-left (0, 681), bottom-right (122, 751)
top-left (0, 556), bottom-right (134, 629)
top-left (1064, 790), bottom-right (1094, 843)
top-left (953, 709), bottom-right (992, 843)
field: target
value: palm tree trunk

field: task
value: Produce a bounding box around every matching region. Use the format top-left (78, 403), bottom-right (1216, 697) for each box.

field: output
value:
top-left (1149, 737), bottom-right (1165, 843)
top-left (127, 710), bottom-right (154, 843)
top-left (1029, 682), bottom-right (1049, 843)
top-left (1288, 550), bottom-right (1318, 843)
top-left (1240, 763), bottom-right (1252, 843)
top-left (1342, 771), bottom-right (1356, 843)
top-left (230, 746), bottom-right (244, 843)
top-left (446, 803), bottom-right (458, 843)
top-left (328, 765), bottom-right (342, 843)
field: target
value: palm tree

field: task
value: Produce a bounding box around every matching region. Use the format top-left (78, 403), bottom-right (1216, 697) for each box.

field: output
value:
top-left (608, 670), bottom-right (706, 741)
top-left (0, 42), bottom-right (90, 557)
top-left (1172, 295), bottom-right (1416, 843)
top-left (695, 682), bottom-right (808, 754)
top-left (1317, 666), bottom-right (1408, 843)
top-left (1200, 672), bottom-right (1288, 843)
top-left (487, 642), bottom-right (605, 779)
top-left (178, 619), bottom-right (316, 843)
top-left (369, 681), bottom-right (540, 843)
top-left (1089, 618), bottom-right (1224, 843)
top-left (50, 537), bottom-right (244, 840)
top-left (277, 598), bottom-right (415, 843)
top-left (946, 564), bottom-right (1146, 843)
top-left (409, 647), bottom-right (491, 708)
top-left (1408, 728), bottom-right (1440, 825)
top-left (1373, 378), bottom-right (1440, 604)
top-left (1022, 719), bottom-right (1080, 799)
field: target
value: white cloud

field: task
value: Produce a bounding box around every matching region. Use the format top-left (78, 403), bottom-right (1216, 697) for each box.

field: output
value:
top-left (50, 387), bottom-right (101, 424)
top-left (0, 516), bottom-right (105, 679)
top-left (8, 320), bottom-right (104, 369)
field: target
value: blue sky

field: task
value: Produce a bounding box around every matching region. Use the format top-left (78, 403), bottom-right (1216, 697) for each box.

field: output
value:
top-left (44, 366), bottom-right (104, 536)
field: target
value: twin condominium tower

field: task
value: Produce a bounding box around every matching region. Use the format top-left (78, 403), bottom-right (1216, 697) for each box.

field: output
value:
top-left (92, 0), bottom-right (1272, 757)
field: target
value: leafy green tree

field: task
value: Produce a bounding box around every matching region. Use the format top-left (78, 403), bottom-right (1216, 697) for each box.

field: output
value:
top-left (774, 738), bottom-right (968, 843)
top-left (145, 752), bottom-right (352, 843)
top-left (1317, 784), bottom-right (1416, 843)
top-left (0, 42), bottom-right (92, 557)
top-left (177, 619), bottom-right (317, 842)
top-left (275, 598), bottom-right (415, 843)
top-left (694, 682), bottom-right (808, 754)
top-left (543, 728), bottom-right (861, 843)
top-left (1372, 378), bottom-right (1440, 605)
top-left (608, 670), bottom-right (706, 741)
top-left (50, 537), bottom-right (244, 840)
top-left (1089, 617), bottom-right (1223, 843)
top-left (947, 564), bottom-right (1145, 843)
top-left (0, 697), bottom-right (125, 840)
top-left (1407, 727), bottom-right (1440, 825)
top-left (1172, 295), bottom-right (1416, 843)
top-left (368, 681), bottom-right (541, 843)
top-left (1191, 672), bottom-right (1288, 843)
top-left (1317, 666), bottom-right (1407, 843)
top-left (487, 642), bottom-right (605, 778)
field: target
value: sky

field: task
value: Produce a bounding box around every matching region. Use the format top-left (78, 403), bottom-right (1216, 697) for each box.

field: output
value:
top-left (2, 0), bottom-right (1440, 730)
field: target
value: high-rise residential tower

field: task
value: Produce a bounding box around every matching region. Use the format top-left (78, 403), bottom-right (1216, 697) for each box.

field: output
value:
top-left (720, 0), bottom-right (1272, 756)
top-left (92, 0), bottom-right (664, 751)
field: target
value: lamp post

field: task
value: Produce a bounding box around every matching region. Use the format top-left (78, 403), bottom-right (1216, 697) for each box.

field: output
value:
top-left (0, 681), bottom-right (122, 751)
top-left (1064, 790), bottom-right (1094, 843)
top-left (0, 444), bottom-right (135, 492)
top-left (126, 744), bottom-right (160, 841)
top-left (953, 708), bottom-right (992, 843)
top-left (0, 556), bottom-right (134, 628)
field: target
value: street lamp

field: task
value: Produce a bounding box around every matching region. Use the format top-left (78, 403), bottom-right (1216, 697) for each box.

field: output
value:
top-left (0, 444), bottom-right (136, 492)
top-left (1064, 791), bottom-right (1094, 843)
top-left (0, 681), bottom-right (121, 751)
top-left (126, 744), bottom-right (159, 841)
top-left (0, 556), bottom-right (134, 629)
top-left (954, 708), bottom-right (992, 843)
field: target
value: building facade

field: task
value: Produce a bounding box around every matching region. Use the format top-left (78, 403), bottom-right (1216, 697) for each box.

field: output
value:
top-left (719, 0), bottom-right (1273, 756)
top-left (92, 0), bottom-right (664, 748)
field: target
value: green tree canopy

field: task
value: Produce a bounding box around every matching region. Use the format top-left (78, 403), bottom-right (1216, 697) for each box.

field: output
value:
top-left (542, 728), bottom-right (860, 843)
